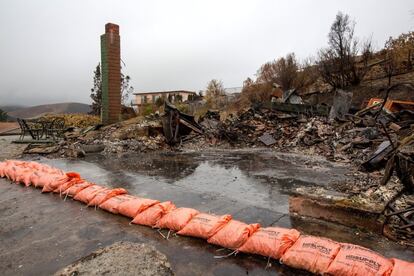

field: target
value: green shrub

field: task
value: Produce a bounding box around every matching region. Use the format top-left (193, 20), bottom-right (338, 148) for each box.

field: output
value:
top-left (175, 103), bottom-right (190, 114)
top-left (141, 104), bottom-right (154, 116)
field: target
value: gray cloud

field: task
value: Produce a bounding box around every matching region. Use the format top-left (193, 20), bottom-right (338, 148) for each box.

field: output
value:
top-left (0, 0), bottom-right (413, 106)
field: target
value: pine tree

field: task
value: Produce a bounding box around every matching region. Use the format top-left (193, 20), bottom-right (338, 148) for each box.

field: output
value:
top-left (90, 63), bottom-right (102, 115)
top-left (0, 109), bottom-right (8, 121)
top-left (90, 63), bottom-right (134, 115)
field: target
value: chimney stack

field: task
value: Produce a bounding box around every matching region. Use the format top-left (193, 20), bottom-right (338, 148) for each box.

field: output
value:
top-left (100, 23), bottom-right (121, 124)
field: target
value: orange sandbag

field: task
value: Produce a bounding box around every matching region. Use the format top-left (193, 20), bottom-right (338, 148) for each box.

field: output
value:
top-left (13, 165), bottom-right (30, 183)
top-left (0, 160), bottom-right (17, 178)
top-left (326, 243), bottom-right (393, 276)
top-left (177, 213), bottom-right (232, 239)
top-left (29, 171), bottom-right (42, 187)
top-left (4, 164), bottom-right (17, 181)
top-left (155, 207), bottom-right (199, 231)
top-left (30, 164), bottom-right (65, 188)
top-left (99, 194), bottom-right (137, 214)
top-left (60, 181), bottom-right (94, 198)
top-left (281, 235), bottom-right (340, 274)
top-left (32, 173), bottom-right (61, 188)
top-left (24, 161), bottom-right (43, 171)
top-left (238, 226), bottom-right (300, 259)
top-left (0, 162), bottom-right (9, 178)
top-left (207, 220), bottom-right (260, 249)
top-left (53, 177), bottom-right (84, 194)
top-left (87, 188), bottom-right (128, 207)
top-left (131, 201), bottom-right (176, 226)
top-left (390, 258), bottom-right (414, 276)
top-left (42, 172), bottom-right (81, 193)
top-left (0, 161), bottom-right (7, 177)
top-left (117, 196), bottom-right (160, 218)
top-left (15, 168), bottom-right (34, 186)
top-left (4, 160), bottom-right (30, 181)
top-left (74, 185), bottom-right (107, 204)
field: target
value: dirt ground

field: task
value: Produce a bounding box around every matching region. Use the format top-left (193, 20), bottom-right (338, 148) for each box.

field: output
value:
top-left (0, 135), bottom-right (25, 160)
top-left (55, 242), bottom-right (173, 276)
top-left (0, 122), bottom-right (18, 133)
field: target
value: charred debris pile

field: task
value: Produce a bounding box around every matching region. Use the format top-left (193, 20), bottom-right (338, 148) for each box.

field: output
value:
top-left (185, 99), bottom-right (413, 170)
top-left (25, 91), bottom-right (414, 177)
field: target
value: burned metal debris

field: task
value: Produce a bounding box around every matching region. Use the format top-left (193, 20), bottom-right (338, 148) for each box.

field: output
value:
top-left (162, 101), bottom-right (203, 145)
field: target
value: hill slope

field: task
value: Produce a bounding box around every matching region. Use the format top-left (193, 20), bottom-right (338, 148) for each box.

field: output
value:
top-left (8, 102), bottom-right (91, 119)
top-left (0, 105), bottom-right (27, 112)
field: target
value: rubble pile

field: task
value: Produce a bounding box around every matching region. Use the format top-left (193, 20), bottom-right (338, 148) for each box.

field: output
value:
top-left (191, 106), bottom-right (409, 167)
top-left (30, 116), bottom-right (167, 157)
top-left (30, 102), bottom-right (413, 171)
top-left (80, 116), bottom-right (165, 154)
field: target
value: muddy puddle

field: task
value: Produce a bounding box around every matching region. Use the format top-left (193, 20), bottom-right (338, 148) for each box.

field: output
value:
top-left (39, 149), bottom-right (351, 215)
top-left (1, 149), bottom-right (413, 275)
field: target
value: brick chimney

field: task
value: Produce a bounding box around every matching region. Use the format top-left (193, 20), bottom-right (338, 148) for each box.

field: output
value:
top-left (100, 23), bottom-right (121, 124)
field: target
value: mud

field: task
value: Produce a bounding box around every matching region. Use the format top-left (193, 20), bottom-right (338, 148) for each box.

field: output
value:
top-left (0, 135), bottom-right (25, 160)
top-left (1, 149), bottom-right (413, 275)
top-left (55, 241), bottom-right (173, 276)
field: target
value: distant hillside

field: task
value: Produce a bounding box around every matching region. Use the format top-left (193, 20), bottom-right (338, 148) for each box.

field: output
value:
top-left (8, 102), bottom-right (92, 119)
top-left (0, 105), bottom-right (27, 112)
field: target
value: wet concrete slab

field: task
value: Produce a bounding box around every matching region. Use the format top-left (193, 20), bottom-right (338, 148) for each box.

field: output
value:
top-left (1, 149), bottom-right (413, 275)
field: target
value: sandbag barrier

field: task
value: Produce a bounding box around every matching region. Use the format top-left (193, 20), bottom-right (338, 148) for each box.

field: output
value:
top-left (0, 160), bottom-right (412, 276)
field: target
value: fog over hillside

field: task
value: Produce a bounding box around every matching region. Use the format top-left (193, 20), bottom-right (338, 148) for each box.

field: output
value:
top-left (6, 102), bottom-right (91, 119)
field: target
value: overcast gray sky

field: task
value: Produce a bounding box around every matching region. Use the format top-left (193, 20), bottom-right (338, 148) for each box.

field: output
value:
top-left (0, 0), bottom-right (413, 106)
